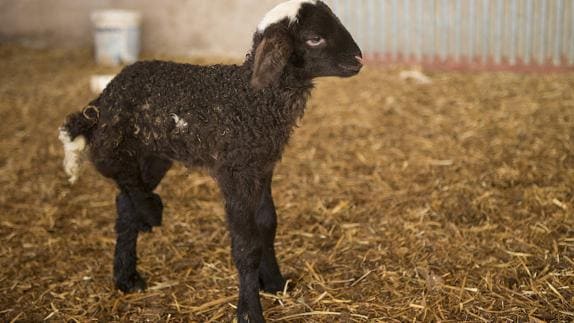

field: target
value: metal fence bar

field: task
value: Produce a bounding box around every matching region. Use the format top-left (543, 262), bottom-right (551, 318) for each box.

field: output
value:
top-left (569, 1), bottom-right (573, 64)
top-left (524, 0), bottom-right (533, 64)
top-left (562, 0), bottom-right (569, 62)
top-left (355, 0), bottom-right (363, 54)
top-left (509, 0), bottom-right (517, 65)
top-left (481, 0), bottom-right (489, 64)
top-left (391, 0), bottom-right (399, 60)
top-left (403, 0), bottom-right (410, 59)
top-left (439, 0), bottom-right (447, 62)
top-left (553, 0), bottom-right (563, 65)
top-left (454, 0), bottom-right (461, 62)
top-left (379, 0), bottom-right (386, 57)
top-left (367, 0), bottom-right (375, 56)
top-left (493, 0), bottom-right (502, 64)
top-left (538, 0), bottom-right (547, 64)
top-left (415, 0), bottom-right (423, 61)
top-left (571, 1), bottom-right (574, 65)
top-left (344, 0), bottom-right (351, 37)
top-left (468, 0), bottom-right (475, 62)
top-left (428, 0), bottom-right (435, 60)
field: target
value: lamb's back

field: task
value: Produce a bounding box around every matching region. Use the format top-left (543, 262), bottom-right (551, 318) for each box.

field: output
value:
top-left (90, 60), bottom-right (299, 168)
top-left (98, 61), bottom-right (250, 112)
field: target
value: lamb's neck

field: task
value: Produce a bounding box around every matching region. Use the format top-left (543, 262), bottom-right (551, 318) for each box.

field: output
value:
top-left (280, 65), bottom-right (314, 89)
top-left (242, 47), bottom-right (314, 90)
top-left (242, 49), bottom-right (314, 124)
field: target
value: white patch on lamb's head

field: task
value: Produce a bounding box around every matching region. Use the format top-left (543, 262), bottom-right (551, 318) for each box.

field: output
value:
top-left (257, 0), bottom-right (318, 32)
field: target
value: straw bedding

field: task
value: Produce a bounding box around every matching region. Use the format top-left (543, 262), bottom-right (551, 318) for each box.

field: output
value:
top-left (0, 45), bottom-right (572, 322)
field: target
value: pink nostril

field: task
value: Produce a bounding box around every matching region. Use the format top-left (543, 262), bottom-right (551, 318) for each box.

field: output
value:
top-left (355, 56), bottom-right (363, 65)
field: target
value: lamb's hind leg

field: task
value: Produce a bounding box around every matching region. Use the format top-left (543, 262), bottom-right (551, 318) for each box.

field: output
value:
top-left (95, 154), bottom-right (171, 292)
top-left (137, 155), bottom-right (173, 228)
top-left (116, 156), bottom-right (171, 292)
top-left (114, 191), bottom-right (147, 292)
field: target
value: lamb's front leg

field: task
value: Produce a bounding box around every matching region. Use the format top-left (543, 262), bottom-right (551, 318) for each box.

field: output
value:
top-left (217, 171), bottom-right (265, 323)
top-left (256, 173), bottom-right (286, 293)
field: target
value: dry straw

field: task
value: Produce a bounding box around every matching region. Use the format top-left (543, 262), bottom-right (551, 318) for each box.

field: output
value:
top-left (0, 45), bottom-right (572, 322)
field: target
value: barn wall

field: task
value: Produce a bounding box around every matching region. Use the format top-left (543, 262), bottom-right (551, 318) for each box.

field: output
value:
top-left (0, 0), bottom-right (282, 57)
top-left (1, 0), bottom-right (573, 68)
top-left (326, 0), bottom-right (574, 68)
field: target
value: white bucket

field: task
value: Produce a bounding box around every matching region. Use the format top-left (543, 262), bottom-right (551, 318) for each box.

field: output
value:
top-left (90, 74), bottom-right (115, 94)
top-left (91, 10), bottom-right (141, 66)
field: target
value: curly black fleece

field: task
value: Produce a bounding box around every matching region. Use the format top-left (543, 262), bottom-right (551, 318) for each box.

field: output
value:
top-left (85, 45), bottom-right (313, 173)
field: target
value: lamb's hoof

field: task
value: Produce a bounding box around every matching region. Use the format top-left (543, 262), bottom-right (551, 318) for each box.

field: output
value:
top-left (260, 276), bottom-right (287, 293)
top-left (237, 310), bottom-right (265, 323)
top-left (138, 222), bottom-right (154, 233)
top-left (138, 222), bottom-right (153, 233)
top-left (115, 272), bottom-right (147, 293)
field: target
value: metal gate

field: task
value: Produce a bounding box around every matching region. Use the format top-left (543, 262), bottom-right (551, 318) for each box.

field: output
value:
top-left (325, 0), bottom-right (574, 70)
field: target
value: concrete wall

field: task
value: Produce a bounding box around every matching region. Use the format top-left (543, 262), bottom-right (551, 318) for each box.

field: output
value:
top-left (0, 0), bottom-right (284, 57)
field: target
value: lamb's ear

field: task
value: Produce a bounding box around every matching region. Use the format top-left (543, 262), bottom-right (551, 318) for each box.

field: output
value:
top-left (251, 32), bottom-right (293, 90)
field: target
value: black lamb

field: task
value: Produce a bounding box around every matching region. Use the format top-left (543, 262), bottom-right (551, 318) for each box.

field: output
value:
top-left (59, 0), bottom-right (362, 322)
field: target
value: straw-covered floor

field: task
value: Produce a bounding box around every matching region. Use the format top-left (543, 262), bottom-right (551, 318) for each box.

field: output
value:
top-left (0, 45), bottom-right (572, 322)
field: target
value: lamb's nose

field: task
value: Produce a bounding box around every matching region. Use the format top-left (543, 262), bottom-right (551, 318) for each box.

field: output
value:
top-left (355, 55), bottom-right (363, 66)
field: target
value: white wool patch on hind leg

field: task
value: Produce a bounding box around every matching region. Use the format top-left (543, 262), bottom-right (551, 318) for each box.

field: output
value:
top-left (58, 128), bottom-right (87, 184)
top-left (257, 0), bottom-right (317, 32)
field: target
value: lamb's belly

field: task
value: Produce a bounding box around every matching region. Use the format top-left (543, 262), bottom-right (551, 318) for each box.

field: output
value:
top-left (138, 131), bottom-right (217, 168)
top-left (131, 110), bottom-right (291, 170)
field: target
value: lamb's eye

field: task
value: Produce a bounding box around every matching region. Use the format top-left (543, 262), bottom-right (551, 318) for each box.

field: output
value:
top-left (306, 36), bottom-right (325, 47)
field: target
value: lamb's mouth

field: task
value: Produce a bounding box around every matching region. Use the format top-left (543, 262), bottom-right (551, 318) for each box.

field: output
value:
top-left (337, 63), bottom-right (362, 75)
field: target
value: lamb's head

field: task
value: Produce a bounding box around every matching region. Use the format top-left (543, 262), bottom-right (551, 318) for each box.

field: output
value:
top-left (250, 0), bottom-right (363, 89)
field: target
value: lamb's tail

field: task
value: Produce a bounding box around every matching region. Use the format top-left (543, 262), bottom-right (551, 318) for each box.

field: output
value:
top-left (58, 106), bottom-right (99, 184)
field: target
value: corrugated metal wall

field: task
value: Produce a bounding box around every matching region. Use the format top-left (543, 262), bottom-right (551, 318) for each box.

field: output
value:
top-left (326, 0), bottom-right (574, 69)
